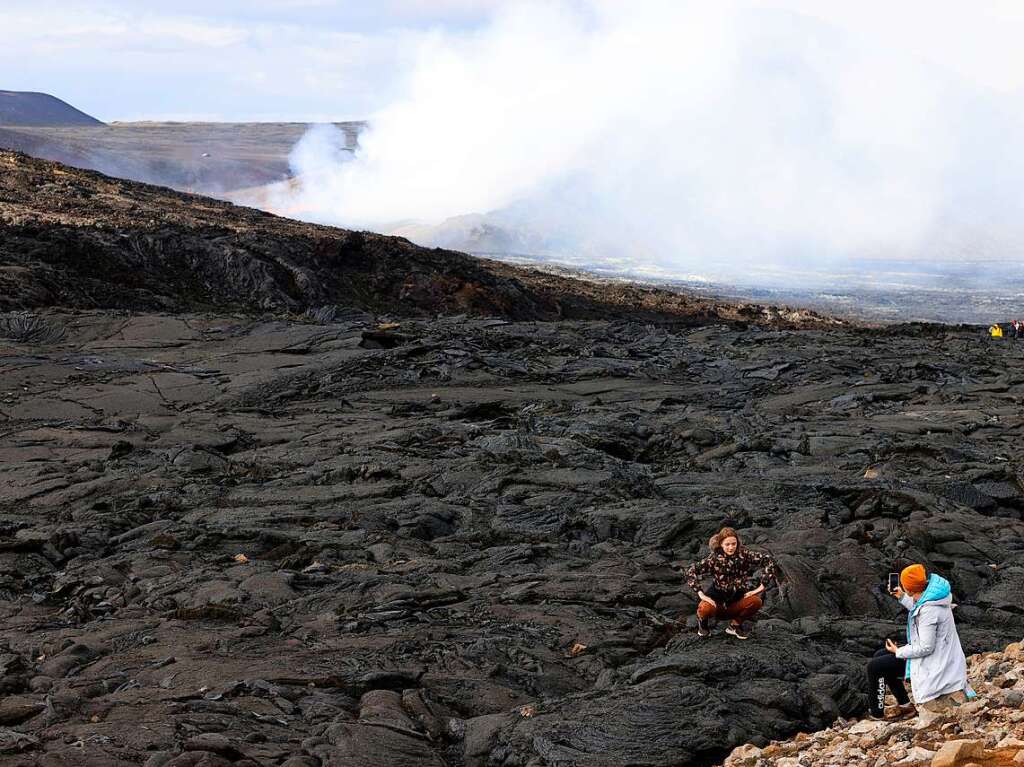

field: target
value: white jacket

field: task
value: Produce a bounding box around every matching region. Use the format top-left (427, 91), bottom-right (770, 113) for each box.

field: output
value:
top-left (895, 575), bottom-right (968, 703)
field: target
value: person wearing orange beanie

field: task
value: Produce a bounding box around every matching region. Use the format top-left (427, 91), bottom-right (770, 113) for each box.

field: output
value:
top-left (899, 564), bottom-right (928, 596)
top-left (865, 563), bottom-right (934, 719)
top-left (879, 563), bottom-right (970, 723)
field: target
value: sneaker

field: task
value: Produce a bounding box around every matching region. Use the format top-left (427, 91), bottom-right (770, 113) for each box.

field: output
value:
top-left (725, 623), bottom-right (749, 640)
top-left (697, 617), bottom-right (710, 637)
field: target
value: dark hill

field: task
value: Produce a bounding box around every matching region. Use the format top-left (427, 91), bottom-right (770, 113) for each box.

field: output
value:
top-left (0, 150), bottom-right (827, 326)
top-left (0, 90), bottom-right (103, 126)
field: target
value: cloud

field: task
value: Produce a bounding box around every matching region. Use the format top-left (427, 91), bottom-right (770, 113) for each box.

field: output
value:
top-left (0, 6), bottom-right (247, 51)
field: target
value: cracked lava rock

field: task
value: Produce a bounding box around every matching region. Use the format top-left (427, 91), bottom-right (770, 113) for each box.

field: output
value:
top-left (0, 150), bottom-right (1022, 766)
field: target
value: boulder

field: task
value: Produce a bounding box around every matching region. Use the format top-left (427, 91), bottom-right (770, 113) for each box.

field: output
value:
top-left (932, 739), bottom-right (985, 767)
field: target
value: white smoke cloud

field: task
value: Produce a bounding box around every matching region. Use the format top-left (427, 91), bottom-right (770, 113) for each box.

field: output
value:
top-left (269, 0), bottom-right (1024, 285)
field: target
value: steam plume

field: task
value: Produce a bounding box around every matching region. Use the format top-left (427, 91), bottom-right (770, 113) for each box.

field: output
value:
top-left (268, 1), bottom-right (1024, 285)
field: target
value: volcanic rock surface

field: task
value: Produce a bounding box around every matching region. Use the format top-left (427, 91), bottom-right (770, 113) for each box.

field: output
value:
top-left (0, 152), bottom-right (1023, 766)
top-left (0, 91), bottom-right (103, 127)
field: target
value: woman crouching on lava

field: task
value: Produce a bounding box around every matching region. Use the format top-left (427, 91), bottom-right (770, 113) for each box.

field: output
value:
top-left (684, 526), bottom-right (779, 640)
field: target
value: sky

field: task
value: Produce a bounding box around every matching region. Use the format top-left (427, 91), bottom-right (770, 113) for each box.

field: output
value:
top-left (0, 0), bottom-right (505, 121)
top-left (7, 1), bottom-right (1024, 123)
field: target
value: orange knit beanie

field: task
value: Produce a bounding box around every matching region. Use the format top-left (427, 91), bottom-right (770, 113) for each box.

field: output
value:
top-left (900, 564), bottom-right (928, 593)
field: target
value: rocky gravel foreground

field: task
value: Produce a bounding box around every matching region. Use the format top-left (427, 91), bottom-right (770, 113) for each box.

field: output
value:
top-left (0, 309), bottom-right (1022, 766)
top-left (724, 640), bottom-right (1024, 767)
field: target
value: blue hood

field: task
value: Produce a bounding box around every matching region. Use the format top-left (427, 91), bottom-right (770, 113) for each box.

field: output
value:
top-left (912, 574), bottom-right (951, 615)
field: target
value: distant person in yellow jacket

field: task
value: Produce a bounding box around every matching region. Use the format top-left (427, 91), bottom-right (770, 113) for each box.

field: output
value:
top-left (989, 324), bottom-right (1003, 338)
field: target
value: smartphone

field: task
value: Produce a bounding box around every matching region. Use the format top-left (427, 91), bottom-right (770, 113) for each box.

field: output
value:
top-left (887, 573), bottom-right (900, 593)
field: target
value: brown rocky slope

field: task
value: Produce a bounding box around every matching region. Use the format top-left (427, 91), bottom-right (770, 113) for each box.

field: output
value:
top-left (724, 639), bottom-right (1024, 767)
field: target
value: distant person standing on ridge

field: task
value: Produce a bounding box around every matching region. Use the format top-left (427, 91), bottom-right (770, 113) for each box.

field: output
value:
top-left (883, 564), bottom-right (971, 723)
top-left (684, 526), bottom-right (779, 640)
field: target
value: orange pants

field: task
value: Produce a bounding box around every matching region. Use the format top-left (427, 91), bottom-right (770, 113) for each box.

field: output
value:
top-left (697, 594), bottom-right (763, 623)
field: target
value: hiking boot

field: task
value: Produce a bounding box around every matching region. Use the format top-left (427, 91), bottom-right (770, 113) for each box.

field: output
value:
top-left (697, 617), bottom-right (710, 637)
top-left (892, 703), bottom-right (916, 719)
top-left (725, 623), bottom-right (749, 640)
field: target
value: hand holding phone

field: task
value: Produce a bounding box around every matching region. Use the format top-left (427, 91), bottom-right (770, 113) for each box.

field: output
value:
top-left (887, 572), bottom-right (900, 594)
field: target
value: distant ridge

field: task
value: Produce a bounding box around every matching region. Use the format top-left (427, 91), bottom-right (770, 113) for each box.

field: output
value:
top-left (0, 149), bottom-right (832, 328)
top-left (0, 90), bottom-right (103, 126)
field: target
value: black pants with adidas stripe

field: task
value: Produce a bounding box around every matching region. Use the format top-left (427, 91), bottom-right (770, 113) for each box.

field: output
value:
top-left (866, 648), bottom-right (909, 716)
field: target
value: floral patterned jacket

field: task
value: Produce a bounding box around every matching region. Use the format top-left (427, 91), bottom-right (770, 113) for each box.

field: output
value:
top-left (685, 546), bottom-right (779, 601)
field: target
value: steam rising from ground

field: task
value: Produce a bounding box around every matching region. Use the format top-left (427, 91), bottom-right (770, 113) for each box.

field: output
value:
top-left (266, 1), bottom-right (1024, 285)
